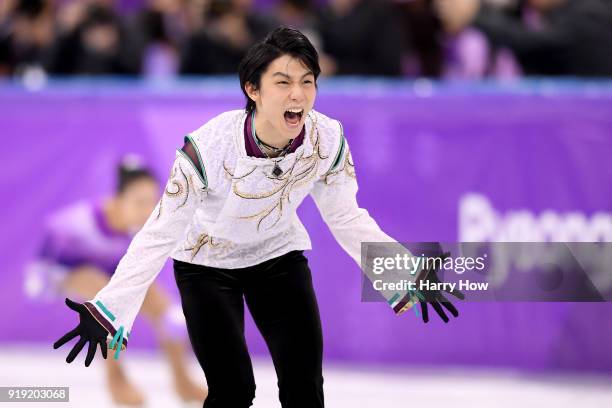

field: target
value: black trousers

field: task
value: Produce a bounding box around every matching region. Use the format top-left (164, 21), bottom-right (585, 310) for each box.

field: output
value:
top-left (173, 250), bottom-right (324, 408)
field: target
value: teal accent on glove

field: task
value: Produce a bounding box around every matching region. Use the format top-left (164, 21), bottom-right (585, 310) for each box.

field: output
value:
top-left (109, 326), bottom-right (125, 360)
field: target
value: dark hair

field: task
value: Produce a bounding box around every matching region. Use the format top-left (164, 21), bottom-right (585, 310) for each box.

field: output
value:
top-left (206, 0), bottom-right (234, 20)
top-left (238, 27), bottom-right (321, 113)
top-left (117, 155), bottom-right (155, 194)
top-left (282, 0), bottom-right (313, 11)
top-left (15, 0), bottom-right (46, 19)
top-left (81, 4), bottom-right (120, 31)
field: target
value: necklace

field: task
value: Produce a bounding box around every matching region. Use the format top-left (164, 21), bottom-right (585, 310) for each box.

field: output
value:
top-left (251, 110), bottom-right (294, 177)
top-left (258, 136), bottom-right (291, 153)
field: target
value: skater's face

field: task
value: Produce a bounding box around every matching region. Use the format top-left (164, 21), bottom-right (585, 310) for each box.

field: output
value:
top-left (116, 178), bottom-right (159, 230)
top-left (245, 54), bottom-right (317, 141)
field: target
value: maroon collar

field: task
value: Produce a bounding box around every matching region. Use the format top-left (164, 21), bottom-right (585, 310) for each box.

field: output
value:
top-left (244, 111), bottom-right (305, 158)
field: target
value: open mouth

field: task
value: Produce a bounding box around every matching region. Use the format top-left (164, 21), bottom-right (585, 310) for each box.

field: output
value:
top-left (284, 108), bottom-right (304, 127)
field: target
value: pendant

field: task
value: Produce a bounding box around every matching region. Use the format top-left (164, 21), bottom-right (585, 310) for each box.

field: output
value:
top-left (272, 163), bottom-right (283, 177)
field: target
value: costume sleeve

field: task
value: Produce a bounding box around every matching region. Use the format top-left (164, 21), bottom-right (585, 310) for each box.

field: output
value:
top-left (84, 147), bottom-right (207, 355)
top-left (309, 128), bottom-right (426, 314)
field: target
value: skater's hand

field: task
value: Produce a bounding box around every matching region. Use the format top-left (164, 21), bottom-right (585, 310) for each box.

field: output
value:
top-left (53, 298), bottom-right (108, 366)
top-left (417, 251), bottom-right (465, 323)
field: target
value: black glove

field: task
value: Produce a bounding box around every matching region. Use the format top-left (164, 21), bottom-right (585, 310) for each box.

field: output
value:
top-left (53, 298), bottom-right (108, 366)
top-left (417, 250), bottom-right (465, 323)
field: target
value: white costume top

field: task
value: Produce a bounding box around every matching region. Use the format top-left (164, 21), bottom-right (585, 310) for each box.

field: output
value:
top-left (85, 109), bottom-right (421, 352)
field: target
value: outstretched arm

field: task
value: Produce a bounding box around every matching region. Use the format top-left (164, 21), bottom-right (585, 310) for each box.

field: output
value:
top-left (54, 140), bottom-right (207, 363)
top-left (310, 130), bottom-right (462, 321)
top-left (309, 131), bottom-right (423, 315)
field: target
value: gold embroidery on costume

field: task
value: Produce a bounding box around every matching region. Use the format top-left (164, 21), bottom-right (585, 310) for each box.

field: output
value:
top-left (156, 163), bottom-right (190, 219)
top-left (223, 162), bottom-right (257, 180)
top-left (189, 173), bottom-right (207, 195)
top-left (185, 233), bottom-right (220, 260)
top-left (232, 114), bottom-right (328, 231)
top-left (324, 147), bottom-right (355, 184)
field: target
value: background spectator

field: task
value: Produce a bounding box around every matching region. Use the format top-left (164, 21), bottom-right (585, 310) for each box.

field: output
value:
top-left (316, 0), bottom-right (404, 76)
top-left (1, 0), bottom-right (611, 78)
top-left (46, 3), bottom-right (139, 75)
top-left (436, 0), bottom-right (612, 77)
top-left (179, 0), bottom-right (275, 74)
top-left (0, 0), bottom-right (55, 77)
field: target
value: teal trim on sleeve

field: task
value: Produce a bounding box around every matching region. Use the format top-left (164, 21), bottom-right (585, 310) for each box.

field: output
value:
top-left (95, 300), bottom-right (116, 322)
top-left (387, 293), bottom-right (400, 305)
top-left (180, 134), bottom-right (208, 188)
top-left (325, 121), bottom-right (346, 176)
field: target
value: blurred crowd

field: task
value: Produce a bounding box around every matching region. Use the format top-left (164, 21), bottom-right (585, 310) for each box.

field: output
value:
top-left (1, 0), bottom-right (612, 79)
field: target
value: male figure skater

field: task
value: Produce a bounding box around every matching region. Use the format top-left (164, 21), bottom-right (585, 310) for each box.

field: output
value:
top-left (54, 27), bottom-right (462, 408)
